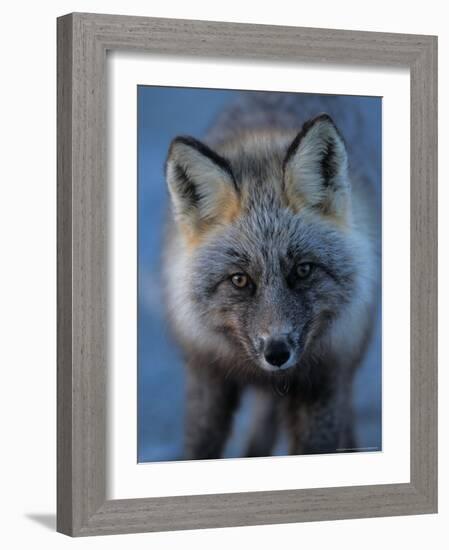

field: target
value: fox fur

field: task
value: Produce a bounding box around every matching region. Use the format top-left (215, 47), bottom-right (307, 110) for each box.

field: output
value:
top-left (163, 92), bottom-right (380, 459)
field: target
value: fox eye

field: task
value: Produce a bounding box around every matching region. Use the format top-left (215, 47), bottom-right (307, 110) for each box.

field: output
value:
top-left (296, 262), bottom-right (313, 279)
top-left (230, 273), bottom-right (249, 289)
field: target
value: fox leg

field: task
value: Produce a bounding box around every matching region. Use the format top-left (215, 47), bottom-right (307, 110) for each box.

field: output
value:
top-left (341, 416), bottom-right (357, 451)
top-left (286, 393), bottom-right (355, 455)
top-left (184, 363), bottom-right (241, 460)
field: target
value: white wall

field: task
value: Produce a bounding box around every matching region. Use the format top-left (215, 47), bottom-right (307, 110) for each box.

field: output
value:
top-left (0, 1), bottom-right (445, 548)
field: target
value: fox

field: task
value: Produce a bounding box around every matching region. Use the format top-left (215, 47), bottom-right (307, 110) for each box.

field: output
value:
top-left (163, 92), bottom-right (380, 460)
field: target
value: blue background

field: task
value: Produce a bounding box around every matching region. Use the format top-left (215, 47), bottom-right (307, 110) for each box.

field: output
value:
top-left (137, 86), bottom-right (382, 462)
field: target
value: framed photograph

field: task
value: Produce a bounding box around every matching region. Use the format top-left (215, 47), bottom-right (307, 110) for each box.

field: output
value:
top-left (57, 13), bottom-right (437, 536)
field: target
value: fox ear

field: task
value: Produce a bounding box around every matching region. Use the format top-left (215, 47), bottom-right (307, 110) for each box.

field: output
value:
top-left (283, 114), bottom-right (350, 219)
top-left (166, 136), bottom-right (239, 232)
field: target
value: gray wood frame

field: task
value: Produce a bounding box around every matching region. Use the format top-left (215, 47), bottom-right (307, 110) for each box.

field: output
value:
top-left (57, 12), bottom-right (438, 537)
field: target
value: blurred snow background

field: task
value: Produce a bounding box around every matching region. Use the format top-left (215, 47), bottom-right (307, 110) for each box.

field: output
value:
top-left (137, 87), bottom-right (382, 462)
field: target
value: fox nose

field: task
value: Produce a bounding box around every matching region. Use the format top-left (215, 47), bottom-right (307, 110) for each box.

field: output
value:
top-left (264, 339), bottom-right (291, 367)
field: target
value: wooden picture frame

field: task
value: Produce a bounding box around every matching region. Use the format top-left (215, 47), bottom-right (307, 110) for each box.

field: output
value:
top-left (57, 12), bottom-right (438, 536)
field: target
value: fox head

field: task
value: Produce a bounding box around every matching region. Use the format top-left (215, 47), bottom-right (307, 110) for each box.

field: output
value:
top-left (165, 114), bottom-right (367, 377)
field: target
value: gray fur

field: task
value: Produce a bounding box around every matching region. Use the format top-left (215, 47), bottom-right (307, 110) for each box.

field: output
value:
top-left (163, 92), bottom-right (380, 459)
